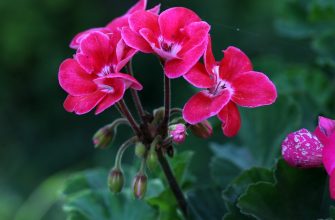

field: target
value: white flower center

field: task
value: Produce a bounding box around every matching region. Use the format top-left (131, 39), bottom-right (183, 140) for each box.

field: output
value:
top-left (158, 36), bottom-right (181, 59)
top-left (98, 65), bottom-right (113, 77)
top-left (208, 65), bottom-right (234, 96)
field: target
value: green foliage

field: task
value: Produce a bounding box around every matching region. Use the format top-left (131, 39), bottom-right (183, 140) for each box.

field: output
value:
top-left (238, 96), bottom-right (301, 167)
top-left (61, 169), bottom-right (158, 220)
top-left (238, 160), bottom-right (330, 220)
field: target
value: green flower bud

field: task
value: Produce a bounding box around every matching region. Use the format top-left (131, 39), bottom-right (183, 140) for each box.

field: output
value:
top-left (93, 125), bottom-right (114, 149)
top-left (146, 149), bottom-right (158, 171)
top-left (108, 168), bottom-right (124, 193)
top-left (132, 173), bottom-right (147, 199)
top-left (135, 142), bottom-right (146, 158)
top-left (152, 107), bottom-right (165, 125)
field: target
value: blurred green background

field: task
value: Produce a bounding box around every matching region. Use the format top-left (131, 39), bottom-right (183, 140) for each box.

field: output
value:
top-left (0, 0), bottom-right (334, 219)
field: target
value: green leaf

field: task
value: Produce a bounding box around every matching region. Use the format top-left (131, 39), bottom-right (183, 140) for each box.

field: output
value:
top-left (237, 159), bottom-right (330, 220)
top-left (168, 151), bottom-right (195, 185)
top-left (145, 151), bottom-right (195, 220)
top-left (222, 167), bottom-right (274, 220)
top-left (61, 169), bottom-right (158, 220)
top-left (210, 144), bottom-right (255, 187)
top-left (238, 96), bottom-right (301, 167)
top-left (187, 187), bottom-right (227, 220)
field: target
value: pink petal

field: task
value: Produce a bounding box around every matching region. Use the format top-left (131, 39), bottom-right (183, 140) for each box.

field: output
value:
top-left (178, 21), bottom-right (210, 56)
top-left (164, 40), bottom-right (207, 78)
top-left (70, 27), bottom-right (108, 49)
top-left (76, 31), bottom-right (112, 74)
top-left (139, 28), bottom-right (160, 50)
top-left (95, 80), bottom-right (126, 114)
top-left (218, 102), bottom-right (241, 137)
top-left (281, 128), bottom-right (324, 168)
top-left (126, 0), bottom-right (147, 15)
top-left (58, 59), bottom-right (97, 96)
top-left (330, 169), bottom-right (335, 199)
top-left (231, 71), bottom-right (277, 107)
top-left (121, 27), bottom-right (153, 53)
top-left (183, 62), bottom-right (213, 88)
top-left (183, 90), bottom-right (231, 124)
top-left (319, 116), bottom-right (335, 137)
top-left (63, 91), bottom-right (106, 115)
top-left (204, 35), bottom-right (216, 74)
top-left (101, 73), bottom-right (143, 90)
top-left (106, 16), bottom-right (129, 32)
top-left (158, 7), bottom-right (201, 42)
top-left (219, 46), bottom-right (253, 81)
top-left (128, 11), bottom-right (159, 34)
top-left (148, 4), bottom-right (161, 14)
top-left (322, 133), bottom-right (335, 175)
top-left (115, 39), bottom-right (137, 72)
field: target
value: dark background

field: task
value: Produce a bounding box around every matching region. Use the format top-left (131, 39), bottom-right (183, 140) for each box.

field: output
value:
top-left (0, 0), bottom-right (334, 219)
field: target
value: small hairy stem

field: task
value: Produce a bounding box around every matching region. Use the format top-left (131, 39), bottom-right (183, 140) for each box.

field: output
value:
top-left (126, 61), bottom-right (146, 121)
top-left (117, 100), bottom-right (142, 137)
top-left (114, 136), bottom-right (138, 169)
top-left (107, 118), bottom-right (129, 129)
top-left (170, 108), bottom-right (182, 115)
top-left (162, 74), bottom-right (171, 136)
top-left (157, 147), bottom-right (188, 217)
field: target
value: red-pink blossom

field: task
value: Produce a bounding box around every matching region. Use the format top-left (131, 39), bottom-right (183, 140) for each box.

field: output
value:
top-left (182, 37), bottom-right (277, 137)
top-left (59, 31), bottom-right (142, 115)
top-left (121, 7), bottom-right (210, 78)
top-left (281, 128), bottom-right (323, 168)
top-left (69, 0), bottom-right (160, 49)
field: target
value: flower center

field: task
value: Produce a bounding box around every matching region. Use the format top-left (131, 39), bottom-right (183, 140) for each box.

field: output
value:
top-left (158, 36), bottom-right (181, 59)
top-left (98, 65), bottom-right (113, 77)
top-left (208, 65), bottom-right (233, 96)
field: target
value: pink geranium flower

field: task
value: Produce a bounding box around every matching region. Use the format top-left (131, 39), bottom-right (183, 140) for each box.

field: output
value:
top-left (182, 37), bottom-right (277, 137)
top-left (69, 0), bottom-right (160, 49)
top-left (59, 31), bottom-right (142, 115)
top-left (121, 7), bottom-right (210, 78)
top-left (281, 116), bottom-right (335, 199)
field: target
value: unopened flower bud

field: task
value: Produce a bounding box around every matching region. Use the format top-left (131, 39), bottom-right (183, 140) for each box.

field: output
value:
top-left (93, 125), bottom-right (114, 149)
top-left (169, 124), bottom-right (186, 144)
top-left (146, 149), bottom-right (158, 171)
top-left (152, 107), bottom-right (165, 125)
top-left (108, 168), bottom-right (124, 193)
top-left (133, 173), bottom-right (147, 199)
top-left (190, 120), bottom-right (213, 139)
top-left (281, 128), bottom-right (324, 168)
top-left (135, 142), bottom-right (146, 158)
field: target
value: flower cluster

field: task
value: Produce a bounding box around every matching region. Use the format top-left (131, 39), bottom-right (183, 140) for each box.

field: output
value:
top-left (58, 0), bottom-right (277, 137)
top-left (281, 116), bottom-right (335, 198)
top-left (58, 0), bottom-right (278, 204)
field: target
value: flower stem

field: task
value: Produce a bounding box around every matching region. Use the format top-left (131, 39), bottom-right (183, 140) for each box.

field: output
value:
top-left (117, 100), bottom-right (142, 137)
top-left (162, 74), bottom-right (171, 137)
top-left (157, 147), bottom-right (188, 217)
top-left (126, 61), bottom-right (146, 121)
top-left (114, 136), bottom-right (138, 169)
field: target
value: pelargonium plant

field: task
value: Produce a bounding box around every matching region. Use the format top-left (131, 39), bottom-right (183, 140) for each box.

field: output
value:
top-left (58, 0), bottom-right (277, 217)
